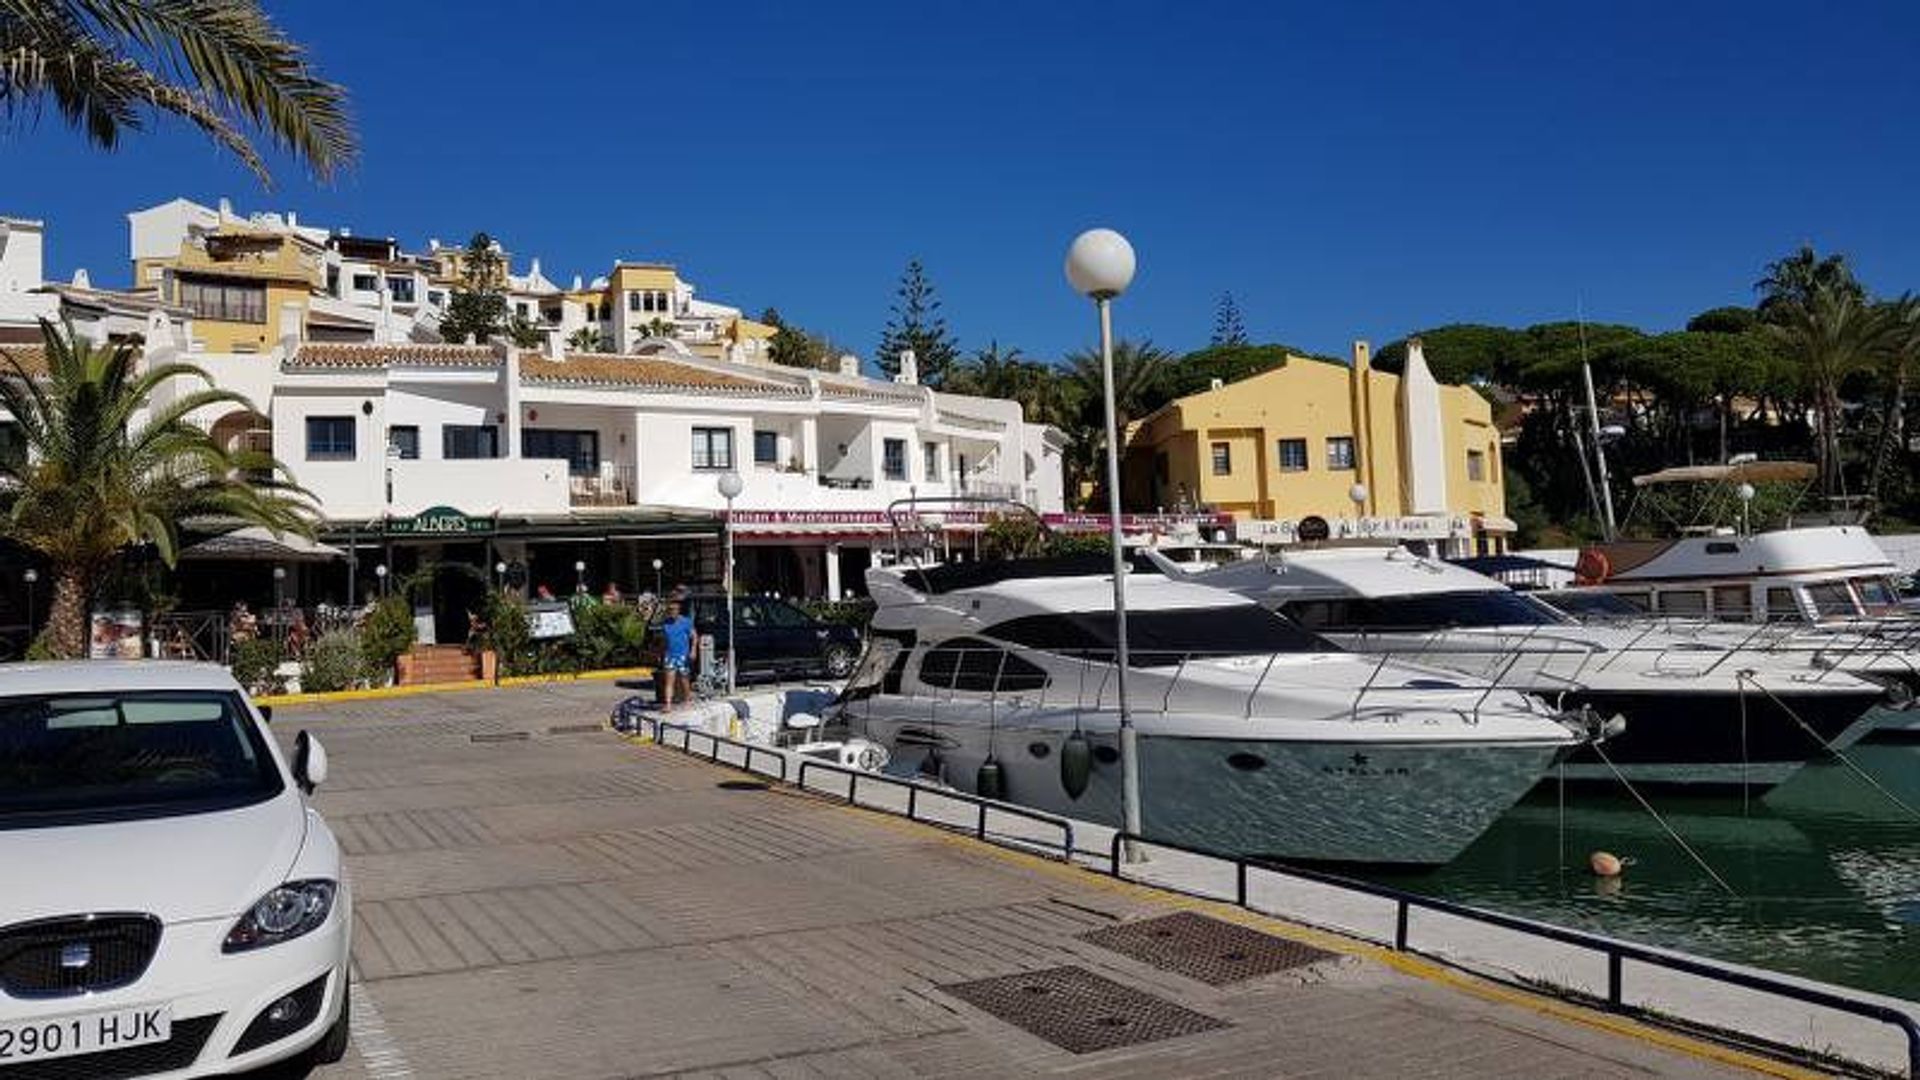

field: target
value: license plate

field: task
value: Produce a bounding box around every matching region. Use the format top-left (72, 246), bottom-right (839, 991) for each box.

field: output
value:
top-left (0, 1004), bottom-right (171, 1064)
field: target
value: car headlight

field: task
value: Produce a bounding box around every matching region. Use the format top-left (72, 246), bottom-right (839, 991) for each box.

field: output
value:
top-left (223, 879), bottom-right (336, 953)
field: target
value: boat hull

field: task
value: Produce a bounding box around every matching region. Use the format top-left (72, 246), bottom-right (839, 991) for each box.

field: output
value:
top-left (856, 712), bottom-right (1565, 866)
top-left (1556, 686), bottom-right (1881, 791)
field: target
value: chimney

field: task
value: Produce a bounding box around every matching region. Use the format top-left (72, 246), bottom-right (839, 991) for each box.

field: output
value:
top-left (1209, 377), bottom-right (1223, 390)
top-left (544, 328), bottom-right (563, 361)
top-left (894, 349), bottom-right (918, 385)
top-left (71, 268), bottom-right (91, 289)
top-left (571, 274), bottom-right (583, 291)
top-left (428, 238), bottom-right (440, 251)
top-left (277, 300), bottom-right (304, 357)
top-left (339, 226), bottom-right (351, 238)
top-left (287, 211), bottom-right (298, 228)
top-left (530, 256), bottom-right (542, 277)
top-left (217, 198), bottom-right (233, 219)
top-left (838, 354), bottom-right (860, 377)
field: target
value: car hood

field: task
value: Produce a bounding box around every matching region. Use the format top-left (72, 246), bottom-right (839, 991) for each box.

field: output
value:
top-left (0, 794), bottom-right (309, 925)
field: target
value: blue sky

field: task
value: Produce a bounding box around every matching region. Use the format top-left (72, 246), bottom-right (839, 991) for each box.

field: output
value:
top-left (5, 1), bottom-right (1919, 363)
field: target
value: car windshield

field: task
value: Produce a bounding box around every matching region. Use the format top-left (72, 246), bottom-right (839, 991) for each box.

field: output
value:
top-left (1284, 589), bottom-right (1568, 630)
top-left (985, 605), bottom-right (1331, 666)
top-left (0, 690), bottom-right (282, 827)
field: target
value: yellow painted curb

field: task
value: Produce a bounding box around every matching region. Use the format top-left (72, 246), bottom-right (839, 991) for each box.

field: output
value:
top-left (256, 666), bottom-right (653, 708)
top-left (639, 741), bottom-right (1825, 1080)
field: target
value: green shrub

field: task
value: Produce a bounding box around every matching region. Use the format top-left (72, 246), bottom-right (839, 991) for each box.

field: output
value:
top-left (231, 638), bottom-right (286, 695)
top-left (482, 590), bottom-right (535, 675)
top-left (360, 596), bottom-right (416, 678)
top-left (301, 630), bottom-right (365, 693)
top-left (572, 602), bottom-right (648, 670)
top-left (797, 598), bottom-right (875, 629)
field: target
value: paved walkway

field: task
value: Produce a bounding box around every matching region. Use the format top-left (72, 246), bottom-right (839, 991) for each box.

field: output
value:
top-left (280, 683), bottom-right (1787, 1079)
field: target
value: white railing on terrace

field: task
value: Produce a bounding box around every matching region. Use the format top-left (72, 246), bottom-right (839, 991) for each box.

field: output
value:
top-left (568, 462), bottom-right (635, 507)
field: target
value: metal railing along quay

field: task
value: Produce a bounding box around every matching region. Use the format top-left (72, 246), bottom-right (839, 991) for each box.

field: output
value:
top-left (634, 715), bottom-right (1076, 860)
top-left (1099, 830), bottom-right (1920, 1079)
top-left (627, 707), bottom-right (1920, 1078)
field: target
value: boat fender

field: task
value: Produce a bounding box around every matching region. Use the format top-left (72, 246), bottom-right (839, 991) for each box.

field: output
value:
top-left (1060, 730), bottom-right (1093, 800)
top-left (976, 756), bottom-right (1006, 800)
top-left (1574, 548), bottom-right (1611, 586)
top-left (1589, 851), bottom-right (1635, 878)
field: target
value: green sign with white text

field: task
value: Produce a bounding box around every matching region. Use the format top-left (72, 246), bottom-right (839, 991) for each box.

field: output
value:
top-left (385, 505), bottom-right (495, 536)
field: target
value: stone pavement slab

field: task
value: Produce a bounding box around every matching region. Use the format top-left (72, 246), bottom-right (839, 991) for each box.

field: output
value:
top-left (273, 682), bottom-right (1782, 1080)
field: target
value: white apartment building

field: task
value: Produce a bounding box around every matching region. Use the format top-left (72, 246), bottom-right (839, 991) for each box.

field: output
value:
top-left (134, 313), bottom-right (1066, 626)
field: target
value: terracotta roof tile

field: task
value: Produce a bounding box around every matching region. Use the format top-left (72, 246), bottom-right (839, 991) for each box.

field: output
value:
top-left (518, 353), bottom-right (803, 395)
top-left (819, 376), bottom-right (924, 403)
top-left (289, 342), bottom-right (500, 368)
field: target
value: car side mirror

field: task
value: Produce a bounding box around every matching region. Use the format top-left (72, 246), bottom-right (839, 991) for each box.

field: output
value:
top-left (257, 704), bottom-right (274, 724)
top-left (294, 730), bottom-right (329, 794)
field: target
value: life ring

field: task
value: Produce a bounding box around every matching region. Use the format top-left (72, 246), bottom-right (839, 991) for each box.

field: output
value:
top-left (1574, 548), bottom-right (1611, 585)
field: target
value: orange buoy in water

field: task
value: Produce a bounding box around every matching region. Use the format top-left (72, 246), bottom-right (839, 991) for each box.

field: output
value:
top-left (1590, 851), bottom-right (1624, 878)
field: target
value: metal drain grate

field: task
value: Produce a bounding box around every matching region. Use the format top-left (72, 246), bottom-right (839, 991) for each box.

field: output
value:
top-left (548, 723), bottom-right (604, 735)
top-left (939, 965), bottom-right (1226, 1053)
top-left (469, 731), bottom-right (531, 743)
top-left (716, 780), bottom-right (769, 791)
top-left (1078, 911), bottom-right (1337, 986)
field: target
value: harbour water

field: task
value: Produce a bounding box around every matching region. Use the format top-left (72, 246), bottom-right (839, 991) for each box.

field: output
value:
top-left (1357, 739), bottom-right (1920, 1002)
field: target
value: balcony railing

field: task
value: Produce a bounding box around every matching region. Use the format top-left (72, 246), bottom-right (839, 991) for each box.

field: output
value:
top-left (569, 462), bottom-right (635, 507)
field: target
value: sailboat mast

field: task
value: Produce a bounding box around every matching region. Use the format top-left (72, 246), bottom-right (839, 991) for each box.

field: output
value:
top-left (1578, 310), bottom-right (1618, 540)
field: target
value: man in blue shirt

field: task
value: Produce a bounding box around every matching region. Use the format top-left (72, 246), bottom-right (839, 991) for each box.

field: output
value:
top-left (660, 599), bottom-right (694, 711)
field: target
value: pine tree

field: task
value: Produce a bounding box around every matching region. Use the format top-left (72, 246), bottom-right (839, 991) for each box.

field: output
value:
top-left (876, 259), bottom-right (959, 386)
top-left (1211, 292), bottom-right (1248, 347)
top-left (439, 233), bottom-right (512, 344)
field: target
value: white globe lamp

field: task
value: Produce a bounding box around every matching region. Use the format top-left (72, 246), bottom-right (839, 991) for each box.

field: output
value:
top-left (1065, 228), bottom-right (1136, 300)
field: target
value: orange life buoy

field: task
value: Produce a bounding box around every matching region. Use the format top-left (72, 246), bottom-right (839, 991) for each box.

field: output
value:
top-left (1574, 548), bottom-right (1611, 585)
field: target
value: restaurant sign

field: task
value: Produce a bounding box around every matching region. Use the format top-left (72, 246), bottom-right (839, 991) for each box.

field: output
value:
top-left (1238, 514), bottom-right (1471, 544)
top-left (385, 505), bottom-right (496, 536)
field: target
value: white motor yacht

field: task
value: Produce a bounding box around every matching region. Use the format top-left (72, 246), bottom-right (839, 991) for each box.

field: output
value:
top-left (830, 552), bottom-right (1583, 866)
top-left (1557, 522), bottom-right (1920, 740)
top-left (1172, 544), bottom-right (1888, 791)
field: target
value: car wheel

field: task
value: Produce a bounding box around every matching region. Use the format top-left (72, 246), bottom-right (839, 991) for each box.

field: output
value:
top-left (823, 643), bottom-right (857, 678)
top-left (310, 982), bottom-right (350, 1065)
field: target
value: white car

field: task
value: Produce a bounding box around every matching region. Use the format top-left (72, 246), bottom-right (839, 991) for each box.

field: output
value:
top-left (0, 662), bottom-right (350, 1077)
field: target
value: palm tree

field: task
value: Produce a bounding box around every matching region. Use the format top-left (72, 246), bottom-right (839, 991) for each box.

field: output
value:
top-left (0, 0), bottom-right (356, 184)
top-left (1062, 339), bottom-right (1173, 509)
top-left (1865, 294), bottom-right (1920, 511)
top-left (1768, 286), bottom-right (1900, 497)
top-left (1756, 244), bottom-right (1864, 323)
top-left (565, 326), bottom-right (605, 353)
top-left (0, 320), bottom-right (313, 657)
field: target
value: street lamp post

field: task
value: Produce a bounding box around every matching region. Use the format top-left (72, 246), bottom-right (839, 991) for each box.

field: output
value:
top-left (1737, 482), bottom-right (1756, 537)
top-left (1065, 227), bottom-right (1144, 858)
top-left (651, 557), bottom-right (664, 598)
top-left (23, 568), bottom-right (38, 643)
top-left (494, 561), bottom-right (508, 590)
top-left (374, 563), bottom-right (388, 598)
top-left (574, 559), bottom-right (587, 594)
top-left (716, 470), bottom-right (744, 694)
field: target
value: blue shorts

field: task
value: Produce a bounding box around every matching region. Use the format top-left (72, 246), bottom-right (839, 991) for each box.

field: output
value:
top-left (664, 655), bottom-right (689, 674)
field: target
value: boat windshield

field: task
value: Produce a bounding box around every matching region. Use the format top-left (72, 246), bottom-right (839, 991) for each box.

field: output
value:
top-left (1851, 575), bottom-right (1902, 614)
top-left (1535, 591), bottom-right (1644, 619)
top-left (1806, 582), bottom-right (1861, 620)
top-left (1281, 589), bottom-right (1569, 631)
top-left (985, 605), bottom-right (1330, 666)
top-left (0, 690), bottom-right (282, 828)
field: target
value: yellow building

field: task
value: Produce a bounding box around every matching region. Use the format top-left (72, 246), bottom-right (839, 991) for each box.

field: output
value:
top-left (1123, 339), bottom-right (1513, 554)
top-left (142, 223), bottom-right (326, 353)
